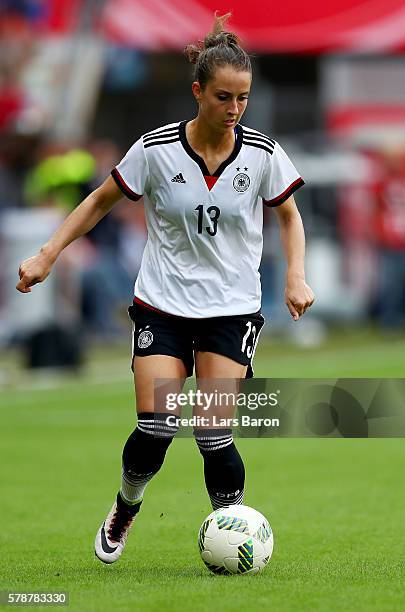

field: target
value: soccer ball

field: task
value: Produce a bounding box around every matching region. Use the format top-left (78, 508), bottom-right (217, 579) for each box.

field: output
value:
top-left (198, 505), bottom-right (274, 575)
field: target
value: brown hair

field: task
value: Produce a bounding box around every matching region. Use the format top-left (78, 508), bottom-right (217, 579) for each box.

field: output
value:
top-left (184, 12), bottom-right (251, 89)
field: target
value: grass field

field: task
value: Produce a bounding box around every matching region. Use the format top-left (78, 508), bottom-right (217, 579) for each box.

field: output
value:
top-left (1, 330), bottom-right (405, 611)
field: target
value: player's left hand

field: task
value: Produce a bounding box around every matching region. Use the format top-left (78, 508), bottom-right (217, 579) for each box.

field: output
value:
top-left (285, 276), bottom-right (315, 321)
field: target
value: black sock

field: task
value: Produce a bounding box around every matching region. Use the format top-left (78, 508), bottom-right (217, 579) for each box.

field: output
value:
top-left (120, 412), bottom-right (178, 504)
top-left (194, 429), bottom-right (245, 510)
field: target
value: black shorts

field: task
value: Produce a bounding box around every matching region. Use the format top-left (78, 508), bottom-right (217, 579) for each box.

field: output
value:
top-left (128, 300), bottom-right (265, 378)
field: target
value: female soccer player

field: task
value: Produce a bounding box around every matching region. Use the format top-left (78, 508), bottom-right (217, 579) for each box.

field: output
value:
top-left (16, 14), bottom-right (314, 564)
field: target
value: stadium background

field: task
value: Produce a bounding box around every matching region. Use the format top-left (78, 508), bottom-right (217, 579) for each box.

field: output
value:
top-left (1, 1), bottom-right (404, 610)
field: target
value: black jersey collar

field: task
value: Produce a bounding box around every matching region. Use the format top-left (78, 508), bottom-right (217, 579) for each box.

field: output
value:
top-left (179, 120), bottom-right (242, 178)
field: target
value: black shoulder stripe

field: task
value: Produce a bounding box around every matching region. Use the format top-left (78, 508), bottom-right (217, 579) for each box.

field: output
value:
top-left (242, 126), bottom-right (275, 141)
top-left (244, 134), bottom-right (276, 147)
top-left (144, 136), bottom-right (180, 149)
top-left (144, 133), bottom-right (179, 145)
top-left (144, 130), bottom-right (179, 144)
top-left (144, 131), bottom-right (179, 144)
top-left (243, 133), bottom-right (275, 148)
top-left (243, 140), bottom-right (274, 155)
top-left (144, 125), bottom-right (180, 140)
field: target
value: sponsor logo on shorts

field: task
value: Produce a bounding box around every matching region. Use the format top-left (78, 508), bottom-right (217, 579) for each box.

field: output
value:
top-left (233, 173), bottom-right (250, 192)
top-left (138, 327), bottom-right (154, 349)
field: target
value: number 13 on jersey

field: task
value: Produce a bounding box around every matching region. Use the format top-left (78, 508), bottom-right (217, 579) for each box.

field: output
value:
top-left (195, 204), bottom-right (221, 236)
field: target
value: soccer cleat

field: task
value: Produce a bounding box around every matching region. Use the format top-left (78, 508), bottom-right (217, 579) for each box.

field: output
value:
top-left (94, 493), bottom-right (142, 564)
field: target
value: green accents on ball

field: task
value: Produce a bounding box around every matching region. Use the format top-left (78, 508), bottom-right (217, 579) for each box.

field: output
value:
top-left (216, 515), bottom-right (249, 534)
top-left (238, 539), bottom-right (254, 573)
top-left (254, 521), bottom-right (272, 543)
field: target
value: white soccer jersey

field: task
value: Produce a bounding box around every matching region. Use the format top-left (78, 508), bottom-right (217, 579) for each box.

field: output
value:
top-left (112, 120), bottom-right (304, 318)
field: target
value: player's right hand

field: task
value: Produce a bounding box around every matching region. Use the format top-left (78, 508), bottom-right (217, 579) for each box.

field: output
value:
top-left (16, 253), bottom-right (53, 293)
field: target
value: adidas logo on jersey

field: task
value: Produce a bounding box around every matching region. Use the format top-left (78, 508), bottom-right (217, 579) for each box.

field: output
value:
top-left (171, 173), bottom-right (186, 183)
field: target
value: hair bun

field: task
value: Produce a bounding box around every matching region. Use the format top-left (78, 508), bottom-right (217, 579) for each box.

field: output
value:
top-left (204, 31), bottom-right (239, 49)
top-left (184, 28), bottom-right (240, 65)
top-left (184, 12), bottom-right (251, 85)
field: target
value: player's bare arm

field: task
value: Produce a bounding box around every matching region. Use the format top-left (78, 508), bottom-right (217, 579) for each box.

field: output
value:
top-left (273, 195), bottom-right (315, 320)
top-left (16, 175), bottom-right (122, 294)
